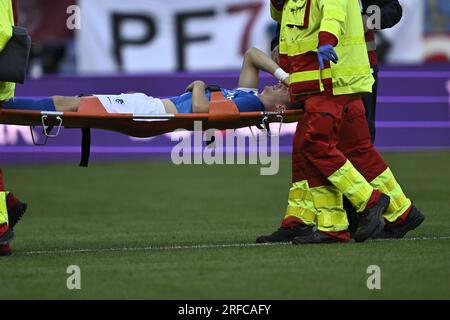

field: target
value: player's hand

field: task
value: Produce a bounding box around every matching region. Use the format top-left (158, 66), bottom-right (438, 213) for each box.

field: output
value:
top-left (317, 45), bottom-right (338, 70)
top-left (185, 80), bottom-right (206, 92)
top-left (185, 81), bottom-right (196, 92)
top-left (281, 76), bottom-right (290, 88)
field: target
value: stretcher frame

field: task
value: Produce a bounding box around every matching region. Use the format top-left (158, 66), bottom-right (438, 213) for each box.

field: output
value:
top-left (0, 108), bottom-right (303, 137)
top-left (0, 100), bottom-right (303, 166)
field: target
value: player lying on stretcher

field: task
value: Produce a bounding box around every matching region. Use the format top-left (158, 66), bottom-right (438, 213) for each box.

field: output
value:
top-left (2, 48), bottom-right (292, 115)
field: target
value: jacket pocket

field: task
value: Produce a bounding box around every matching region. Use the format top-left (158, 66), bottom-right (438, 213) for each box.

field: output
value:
top-left (283, 0), bottom-right (311, 29)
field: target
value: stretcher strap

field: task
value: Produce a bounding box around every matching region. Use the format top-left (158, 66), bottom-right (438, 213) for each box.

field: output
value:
top-left (78, 96), bottom-right (108, 114)
top-left (77, 96), bottom-right (103, 167)
top-left (80, 128), bottom-right (91, 167)
top-left (208, 91), bottom-right (240, 122)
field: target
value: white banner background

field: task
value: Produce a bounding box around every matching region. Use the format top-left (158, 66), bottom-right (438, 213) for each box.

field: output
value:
top-left (379, 0), bottom-right (425, 64)
top-left (76, 0), bottom-right (274, 73)
top-left (76, 0), bottom-right (433, 73)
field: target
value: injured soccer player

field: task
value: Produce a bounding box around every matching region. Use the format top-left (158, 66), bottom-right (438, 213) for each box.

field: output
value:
top-left (2, 47), bottom-right (293, 115)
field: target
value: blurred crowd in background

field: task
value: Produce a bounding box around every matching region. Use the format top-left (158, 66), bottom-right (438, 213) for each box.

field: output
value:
top-left (16, 0), bottom-right (75, 75)
top-left (14, 0), bottom-right (450, 76)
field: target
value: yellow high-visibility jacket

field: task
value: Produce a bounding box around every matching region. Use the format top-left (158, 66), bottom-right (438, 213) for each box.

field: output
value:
top-left (271, 0), bottom-right (374, 99)
top-left (0, 0), bottom-right (15, 102)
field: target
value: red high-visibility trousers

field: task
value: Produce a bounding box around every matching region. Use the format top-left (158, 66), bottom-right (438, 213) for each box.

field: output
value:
top-left (283, 95), bottom-right (385, 232)
top-left (284, 94), bottom-right (412, 231)
top-left (292, 94), bottom-right (387, 188)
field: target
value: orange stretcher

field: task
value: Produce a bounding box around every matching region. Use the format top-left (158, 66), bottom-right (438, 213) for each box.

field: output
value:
top-left (0, 92), bottom-right (304, 166)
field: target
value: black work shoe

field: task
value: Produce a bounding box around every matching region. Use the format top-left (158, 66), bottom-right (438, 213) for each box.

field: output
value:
top-left (292, 230), bottom-right (346, 245)
top-left (354, 193), bottom-right (390, 243)
top-left (256, 224), bottom-right (314, 243)
top-left (8, 201), bottom-right (28, 230)
top-left (373, 205), bottom-right (425, 239)
top-left (0, 244), bottom-right (12, 257)
top-left (0, 228), bottom-right (14, 245)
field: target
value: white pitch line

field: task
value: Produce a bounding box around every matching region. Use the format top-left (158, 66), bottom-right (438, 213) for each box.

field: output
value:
top-left (12, 235), bottom-right (450, 256)
top-left (17, 242), bottom-right (291, 256)
top-left (372, 235), bottom-right (450, 242)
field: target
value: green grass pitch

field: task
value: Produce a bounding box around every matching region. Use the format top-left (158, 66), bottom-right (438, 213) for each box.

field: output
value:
top-left (0, 151), bottom-right (449, 299)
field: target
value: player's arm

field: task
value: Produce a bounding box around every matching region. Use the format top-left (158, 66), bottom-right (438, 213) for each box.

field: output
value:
top-left (238, 47), bottom-right (289, 88)
top-left (185, 81), bottom-right (209, 113)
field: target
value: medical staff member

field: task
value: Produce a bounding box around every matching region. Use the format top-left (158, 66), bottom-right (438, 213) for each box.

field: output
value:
top-left (346, 0), bottom-right (403, 235)
top-left (0, 0), bottom-right (28, 256)
top-left (257, 0), bottom-right (424, 244)
top-left (270, 1), bottom-right (403, 237)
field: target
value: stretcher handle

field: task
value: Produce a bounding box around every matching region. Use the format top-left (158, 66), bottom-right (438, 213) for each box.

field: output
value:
top-left (261, 114), bottom-right (283, 136)
top-left (29, 114), bottom-right (63, 145)
top-left (41, 115), bottom-right (63, 138)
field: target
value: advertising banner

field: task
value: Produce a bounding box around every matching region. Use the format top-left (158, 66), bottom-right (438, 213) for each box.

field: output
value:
top-left (77, 0), bottom-right (274, 73)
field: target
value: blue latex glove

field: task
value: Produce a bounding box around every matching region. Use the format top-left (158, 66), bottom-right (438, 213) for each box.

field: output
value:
top-left (317, 45), bottom-right (339, 69)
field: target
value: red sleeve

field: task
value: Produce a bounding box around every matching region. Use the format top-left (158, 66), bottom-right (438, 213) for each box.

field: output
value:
top-left (271, 0), bottom-right (284, 11)
top-left (12, 0), bottom-right (19, 25)
top-left (318, 31), bottom-right (338, 47)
